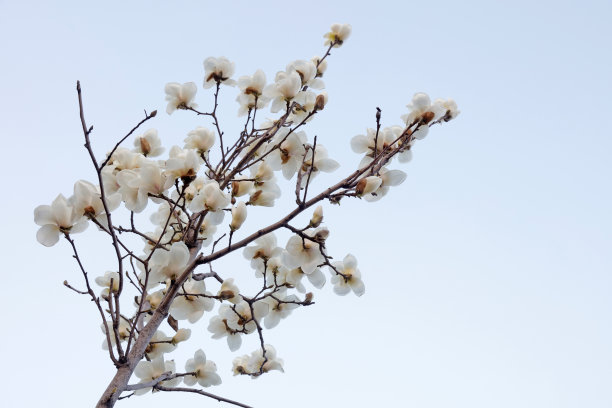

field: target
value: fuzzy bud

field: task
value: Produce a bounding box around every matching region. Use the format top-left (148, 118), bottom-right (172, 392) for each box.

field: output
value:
top-left (310, 205), bottom-right (323, 228)
top-left (230, 202), bottom-right (247, 231)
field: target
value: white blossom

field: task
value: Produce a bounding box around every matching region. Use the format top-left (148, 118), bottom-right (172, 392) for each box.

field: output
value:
top-left (165, 82), bottom-right (198, 115)
top-left (203, 56), bottom-right (236, 88)
top-left (34, 194), bottom-right (88, 246)
top-left (232, 344), bottom-right (284, 376)
top-left (330, 254), bottom-right (365, 296)
top-left (170, 279), bottom-right (214, 323)
top-left (324, 23), bottom-right (351, 47)
top-left (184, 127), bottom-right (215, 154)
top-left (133, 129), bottom-right (164, 157)
top-left (264, 71), bottom-right (302, 113)
top-left (184, 349), bottom-right (222, 387)
top-left (133, 356), bottom-right (180, 395)
top-left (230, 201), bottom-right (247, 231)
top-left (149, 241), bottom-right (190, 283)
top-left (282, 232), bottom-right (325, 274)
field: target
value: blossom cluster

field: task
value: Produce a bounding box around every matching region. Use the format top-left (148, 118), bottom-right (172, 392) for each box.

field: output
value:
top-left (34, 21), bottom-right (458, 404)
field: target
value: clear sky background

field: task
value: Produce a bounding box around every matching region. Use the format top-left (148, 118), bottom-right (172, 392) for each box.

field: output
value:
top-left (1, 0), bottom-right (611, 407)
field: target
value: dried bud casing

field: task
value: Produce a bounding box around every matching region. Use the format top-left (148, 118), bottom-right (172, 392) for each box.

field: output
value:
top-left (314, 93), bottom-right (327, 111)
top-left (355, 176), bottom-right (382, 196)
top-left (421, 111), bottom-right (435, 124)
top-left (139, 137), bottom-right (151, 155)
top-left (219, 290), bottom-right (235, 300)
top-left (314, 227), bottom-right (329, 242)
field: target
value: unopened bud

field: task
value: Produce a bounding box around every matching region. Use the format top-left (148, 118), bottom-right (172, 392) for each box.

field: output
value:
top-left (304, 292), bottom-right (314, 304)
top-left (309, 205), bottom-right (323, 227)
top-left (355, 176), bottom-right (382, 196)
top-left (230, 202), bottom-right (247, 231)
top-left (150, 110), bottom-right (157, 117)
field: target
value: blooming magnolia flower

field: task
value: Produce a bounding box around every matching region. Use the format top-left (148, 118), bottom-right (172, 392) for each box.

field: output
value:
top-left (71, 180), bottom-right (120, 227)
top-left (184, 349), bottom-right (222, 387)
top-left (203, 56), bottom-right (236, 88)
top-left (324, 23), bottom-right (351, 47)
top-left (266, 130), bottom-right (307, 180)
top-left (264, 71), bottom-right (302, 113)
top-left (330, 254), bottom-right (365, 296)
top-left (311, 55), bottom-right (328, 77)
top-left (165, 82), bottom-right (198, 115)
top-left (286, 59), bottom-right (324, 89)
top-left (133, 129), bottom-right (164, 157)
top-left (207, 301), bottom-right (268, 351)
top-left (236, 69), bottom-right (270, 115)
top-left (232, 344), bottom-right (284, 376)
top-left (262, 290), bottom-right (300, 329)
top-left (170, 279), bottom-right (214, 323)
top-left (355, 176), bottom-right (383, 196)
top-left (243, 233), bottom-right (283, 270)
top-left (299, 144), bottom-right (339, 186)
top-left (145, 330), bottom-right (176, 360)
top-left (34, 194), bottom-right (88, 246)
top-left (189, 181), bottom-right (230, 214)
top-left (100, 319), bottom-right (132, 350)
top-left (133, 356), bottom-right (180, 395)
top-left (282, 232), bottom-right (325, 274)
top-left (184, 127), bottom-right (215, 154)
top-left (285, 266), bottom-right (326, 291)
top-left (149, 241), bottom-right (190, 283)
top-left (165, 146), bottom-right (202, 180)
top-left (95, 271), bottom-right (120, 297)
top-left (363, 168), bottom-right (407, 202)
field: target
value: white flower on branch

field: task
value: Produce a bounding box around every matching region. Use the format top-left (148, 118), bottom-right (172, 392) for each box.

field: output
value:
top-left (207, 301), bottom-right (268, 351)
top-left (286, 59), bottom-right (324, 89)
top-left (203, 56), bottom-right (236, 89)
top-left (71, 180), bottom-right (120, 227)
top-left (363, 168), bottom-right (407, 202)
top-left (170, 279), bottom-right (214, 323)
top-left (311, 55), bottom-right (328, 77)
top-left (184, 127), bottom-right (216, 154)
top-left (243, 233), bottom-right (283, 270)
top-left (300, 144), bottom-right (339, 186)
top-left (133, 129), bottom-right (164, 157)
top-left (236, 69), bottom-right (270, 116)
top-left (282, 232), bottom-right (326, 275)
top-left (189, 181), bottom-right (230, 213)
top-left (150, 241), bottom-right (190, 283)
top-left (330, 254), bottom-right (365, 296)
top-left (267, 130), bottom-right (308, 180)
top-left (355, 176), bottom-right (383, 196)
top-left (262, 289), bottom-right (300, 329)
top-left (232, 344), bottom-right (284, 377)
top-left (324, 23), bottom-right (351, 47)
top-left (165, 146), bottom-right (202, 181)
top-left (100, 318), bottom-right (132, 350)
top-left (133, 356), bottom-right (180, 395)
top-left (264, 71), bottom-right (302, 113)
top-left (34, 194), bottom-right (88, 246)
top-left (145, 330), bottom-right (177, 360)
top-left (184, 349), bottom-right (222, 387)
top-left (165, 81), bottom-right (198, 115)
top-left (95, 271), bottom-right (120, 297)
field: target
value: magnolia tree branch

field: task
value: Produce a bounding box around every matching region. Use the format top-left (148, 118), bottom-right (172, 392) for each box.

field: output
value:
top-left (33, 23), bottom-right (459, 408)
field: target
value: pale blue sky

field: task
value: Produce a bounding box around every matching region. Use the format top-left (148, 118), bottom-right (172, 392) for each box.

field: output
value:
top-left (1, 1), bottom-right (611, 407)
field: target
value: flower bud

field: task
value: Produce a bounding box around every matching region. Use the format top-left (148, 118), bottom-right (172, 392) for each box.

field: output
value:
top-left (230, 202), bottom-right (247, 231)
top-left (304, 292), bottom-right (314, 304)
top-left (355, 176), bottom-right (382, 196)
top-left (309, 205), bottom-right (323, 227)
